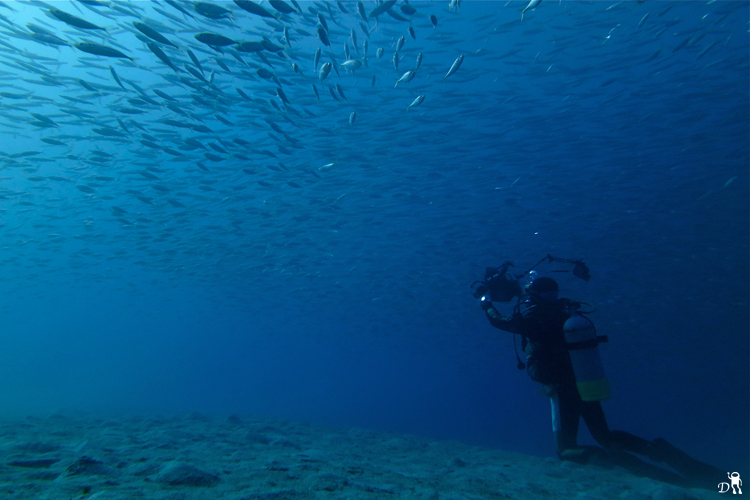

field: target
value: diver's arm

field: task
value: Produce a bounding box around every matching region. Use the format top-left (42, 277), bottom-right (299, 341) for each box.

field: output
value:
top-left (483, 302), bottom-right (523, 333)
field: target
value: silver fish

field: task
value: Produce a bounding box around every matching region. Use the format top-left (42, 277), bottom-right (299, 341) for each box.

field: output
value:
top-left (443, 55), bottom-right (463, 80)
top-left (319, 62), bottom-right (332, 81)
top-left (395, 70), bottom-right (415, 87)
top-left (521, 0), bottom-right (541, 20)
top-left (351, 29), bottom-right (359, 53)
top-left (407, 95), bottom-right (425, 111)
top-left (342, 59), bottom-right (363, 70)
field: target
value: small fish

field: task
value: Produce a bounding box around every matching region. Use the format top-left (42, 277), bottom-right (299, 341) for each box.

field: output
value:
top-left (319, 160), bottom-right (336, 171)
top-left (187, 49), bottom-right (203, 73)
top-left (269, 0), bottom-right (296, 14)
top-left (407, 95), bottom-right (425, 111)
top-left (110, 66), bottom-right (126, 90)
top-left (234, 0), bottom-right (275, 18)
top-left (41, 138), bottom-right (65, 146)
top-left (216, 115), bottom-right (235, 126)
top-left (147, 42), bottom-right (178, 72)
top-left (349, 112), bottom-right (356, 125)
top-left (637, 12), bottom-right (649, 29)
top-left (336, 83), bottom-right (347, 100)
top-left (276, 87), bottom-right (290, 105)
top-left (319, 62), bottom-right (332, 81)
top-left (696, 40), bottom-right (718, 60)
top-left (215, 58), bottom-right (231, 72)
top-left (408, 26), bottom-right (416, 40)
top-left (317, 24), bottom-right (331, 47)
top-left (312, 84), bottom-right (320, 100)
top-left (644, 47), bottom-right (661, 63)
top-left (317, 13), bottom-right (328, 32)
top-left (314, 47), bottom-right (321, 71)
top-left (357, 2), bottom-right (367, 21)
top-left (443, 55), bottom-right (463, 79)
top-left (75, 42), bottom-right (131, 59)
top-left (236, 41), bottom-right (264, 52)
top-left (261, 39), bottom-right (284, 52)
top-left (195, 33), bottom-right (236, 47)
top-left (395, 36), bottom-right (405, 53)
top-left (342, 59), bottom-right (362, 70)
top-left (401, 3), bottom-right (417, 15)
top-left (154, 89), bottom-right (177, 101)
top-left (376, 48), bottom-right (384, 59)
top-left (370, 74), bottom-right (376, 87)
top-left (429, 14), bottom-right (438, 28)
top-left (393, 52), bottom-right (399, 72)
top-left (351, 29), bottom-right (359, 52)
top-left (395, 70), bottom-right (415, 87)
top-left (415, 52), bottom-right (423, 71)
top-left (93, 127), bottom-right (126, 137)
top-left (359, 21), bottom-right (370, 38)
top-left (133, 22), bottom-right (176, 47)
top-left (30, 32), bottom-right (69, 47)
top-left (30, 113), bottom-right (57, 127)
top-left (521, 0), bottom-right (541, 20)
top-left (194, 2), bottom-right (233, 19)
top-left (49, 8), bottom-right (105, 30)
top-left (369, 0), bottom-right (396, 18)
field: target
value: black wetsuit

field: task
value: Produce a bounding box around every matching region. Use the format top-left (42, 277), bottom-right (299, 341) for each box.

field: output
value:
top-left (484, 296), bottom-right (724, 488)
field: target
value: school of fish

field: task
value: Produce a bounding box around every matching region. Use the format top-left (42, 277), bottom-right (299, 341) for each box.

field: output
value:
top-left (0, 0), bottom-right (746, 310)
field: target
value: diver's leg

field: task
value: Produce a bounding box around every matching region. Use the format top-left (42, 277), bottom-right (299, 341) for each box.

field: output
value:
top-left (553, 383), bottom-right (582, 459)
top-left (578, 401), bottom-right (692, 486)
top-left (649, 438), bottom-right (725, 488)
top-left (579, 401), bottom-right (613, 447)
top-left (579, 401), bottom-right (656, 456)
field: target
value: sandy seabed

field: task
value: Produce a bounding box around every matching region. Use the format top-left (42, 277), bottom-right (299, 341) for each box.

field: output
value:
top-left (0, 413), bottom-right (720, 500)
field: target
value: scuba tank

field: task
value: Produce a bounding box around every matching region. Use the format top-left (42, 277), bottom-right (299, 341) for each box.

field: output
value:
top-left (563, 309), bottom-right (610, 401)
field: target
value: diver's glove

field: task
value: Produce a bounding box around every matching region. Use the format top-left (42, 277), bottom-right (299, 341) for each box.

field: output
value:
top-left (480, 295), bottom-right (493, 311)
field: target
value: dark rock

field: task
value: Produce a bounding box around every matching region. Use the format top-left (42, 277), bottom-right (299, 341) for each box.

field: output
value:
top-left (129, 462), bottom-right (162, 477)
top-left (13, 442), bottom-right (61, 453)
top-left (28, 471), bottom-right (60, 481)
top-left (227, 414), bottom-right (243, 425)
top-left (8, 459), bottom-right (59, 468)
top-left (67, 456), bottom-right (111, 476)
top-left (243, 431), bottom-right (271, 445)
top-left (270, 437), bottom-right (299, 449)
top-left (242, 490), bottom-right (314, 500)
top-left (154, 463), bottom-right (220, 487)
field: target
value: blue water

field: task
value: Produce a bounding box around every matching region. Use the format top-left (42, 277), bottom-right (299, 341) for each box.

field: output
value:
top-left (0, 0), bottom-right (747, 483)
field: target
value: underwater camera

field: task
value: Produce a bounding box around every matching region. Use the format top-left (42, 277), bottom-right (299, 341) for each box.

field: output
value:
top-left (471, 255), bottom-right (591, 302)
top-left (471, 262), bottom-right (522, 303)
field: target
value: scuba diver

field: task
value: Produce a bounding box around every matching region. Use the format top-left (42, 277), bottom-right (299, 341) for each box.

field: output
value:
top-left (472, 256), bottom-right (724, 489)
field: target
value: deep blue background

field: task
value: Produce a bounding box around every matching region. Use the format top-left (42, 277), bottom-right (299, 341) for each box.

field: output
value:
top-left (0, 0), bottom-right (746, 481)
